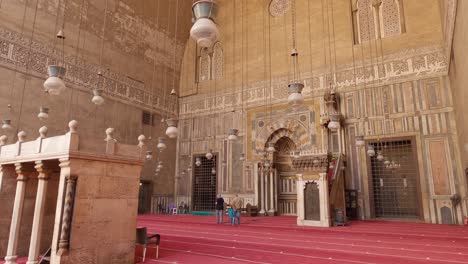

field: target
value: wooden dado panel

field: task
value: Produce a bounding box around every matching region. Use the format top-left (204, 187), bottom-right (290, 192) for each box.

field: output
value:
top-left (428, 139), bottom-right (451, 195)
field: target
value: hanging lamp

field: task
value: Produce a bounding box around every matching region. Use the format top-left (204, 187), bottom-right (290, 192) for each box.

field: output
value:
top-left (206, 150), bottom-right (214, 160)
top-left (195, 157), bottom-right (202, 167)
top-left (376, 151), bottom-right (384, 161)
top-left (156, 137), bottom-right (167, 152)
top-left (190, 0), bottom-right (219, 48)
top-left (367, 144), bottom-right (376, 157)
top-left (327, 114), bottom-right (341, 131)
top-left (44, 65), bottom-right (66, 95)
top-left (145, 151), bottom-right (153, 160)
top-left (2, 119), bottom-right (12, 131)
top-left (227, 128), bottom-right (238, 141)
top-left (211, 167), bottom-right (216, 175)
top-left (44, 30), bottom-right (67, 95)
top-left (92, 89), bottom-right (105, 106)
top-left (239, 153), bottom-right (245, 161)
top-left (165, 118), bottom-right (178, 138)
top-left (37, 107), bottom-right (49, 120)
top-left (286, 1), bottom-right (304, 108)
top-left (287, 81), bottom-right (304, 107)
top-left (266, 142), bottom-right (276, 153)
top-left (355, 135), bottom-right (365, 147)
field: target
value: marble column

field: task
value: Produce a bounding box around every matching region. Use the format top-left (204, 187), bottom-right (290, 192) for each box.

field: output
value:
top-left (26, 161), bottom-right (50, 264)
top-left (4, 163), bottom-right (29, 264)
top-left (268, 170), bottom-right (275, 216)
top-left (259, 167), bottom-right (265, 215)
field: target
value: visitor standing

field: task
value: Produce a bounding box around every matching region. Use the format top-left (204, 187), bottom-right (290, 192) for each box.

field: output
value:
top-left (230, 195), bottom-right (243, 226)
top-left (215, 194), bottom-right (225, 224)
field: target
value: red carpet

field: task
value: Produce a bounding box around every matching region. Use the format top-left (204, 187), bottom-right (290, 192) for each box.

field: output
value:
top-left (135, 215), bottom-right (468, 264)
top-left (3, 215), bottom-right (467, 264)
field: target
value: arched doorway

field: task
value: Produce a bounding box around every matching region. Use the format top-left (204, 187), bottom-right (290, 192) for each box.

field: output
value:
top-left (273, 136), bottom-right (298, 215)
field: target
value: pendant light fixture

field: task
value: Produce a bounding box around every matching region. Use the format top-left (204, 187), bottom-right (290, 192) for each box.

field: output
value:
top-left (227, 128), bottom-right (238, 141)
top-left (44, 25), bottom-right (67, 95)
top-left (376, 151), bottom-right (384, 161)
top-left (287, 0), bottom-right (304, 108)
top-left (37, 107), bottom-right (49, 120)
top-left (2, 119), bottom-right (12, 131)
top-left (239, 153), bottom-right (245, 161)
top-left (156, 137), bottom-right (167, 152)
top-left (327, 113), bottom-right (341, 131)
top-left (44, 64), bottom-right (66, 95)
top-left (266, 142), bottom-right (276, 153)
top-left (211, 167), bottom-right (216, 175)
top-left (355, 135), bottom-right (365, 147)
top-left (165, 118), bottom-right (178, 138)
top-left (206, 150), bottom-right (214, 160)
top-left (145, 151), bottom-right (153, 160)
top-left (190, 0), bottom-right (219, 48)
top-left (157, 161), bottom-right (163, 169)
top-left (92, 88), bottom-right (105, 106)
top-left (195, 157), bottom-right (202, 167)
top-left (367, 144), bottom-right (376, 157)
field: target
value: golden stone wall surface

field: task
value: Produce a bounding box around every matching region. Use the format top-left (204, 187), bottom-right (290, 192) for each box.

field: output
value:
top-left (177, 0), bottom-right (467, 223)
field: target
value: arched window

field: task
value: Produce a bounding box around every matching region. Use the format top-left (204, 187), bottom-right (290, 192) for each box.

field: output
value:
top-left (198, 47), bottom-right (211, 82)
top-left (355, 0), bottom-right (378, 43)
top-left (352, 0), bottom-right (405, 44)
top-left (212, 42), bottom-right (223, 80)
top-left (380, 0), bottom-right (405, 38)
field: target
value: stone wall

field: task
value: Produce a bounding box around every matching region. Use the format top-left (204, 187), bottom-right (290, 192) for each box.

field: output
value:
top-left (449, 0), bottom-right (468, 187)
top-left (0, 0), bottom-right (192, 197)
top-left (176, 0), bottom-right (467, 223)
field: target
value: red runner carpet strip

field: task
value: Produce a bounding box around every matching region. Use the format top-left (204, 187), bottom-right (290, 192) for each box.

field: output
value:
top-left (3, 216), bottom-right (467, 264)
top-left (136, 215), bottom-right (468, 264)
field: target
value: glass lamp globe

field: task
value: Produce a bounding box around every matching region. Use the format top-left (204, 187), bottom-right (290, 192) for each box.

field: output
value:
top-left (377, 151), bottom-right (385, 161)
top-left (92, 90), bottom-right (105, 106)
top-left (37, 107), bottom-right (49, 120)
top-left (355, 136), bottom-right (365, 147)
top-left (190, 18), bottom-right (219, 48)
top-left (211, 167), bottom-right (216, 175)
top-left (2, 120), bottom-right (12, 131)
top-left (165, 126), bottom-right (178, 139)
top-left (327, 120), bottom-right (340, 131)
top-left (145, 151), bottom-right (153, 160)
top-left (266, 142), bottom-right (276, 153)
top-left (157, 164), bottom-right (163, 169)
top-left (239, 153), bottom-right (245, 161)
top-left (165, 119), bottom-right (178, 139)
top-left (206, 151), bottom-right (213, 160)
top-left (44, 76), bottom-right (66, 95)
top-left (367, 146), bottom-right (376, 157)
top-left (227, 128), bottom-right (238, 141)
top-left (195, 158), bottom-right (202, 167)
top-left (287, 92), bottom-right (304, 107)
top-left (156, 137), bottom-right (167, 152)
top-left (384, 160), bottom-right (391, 166)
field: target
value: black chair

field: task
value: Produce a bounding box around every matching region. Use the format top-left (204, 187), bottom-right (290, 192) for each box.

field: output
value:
top-left (136, 227), bottom-right (161, 261)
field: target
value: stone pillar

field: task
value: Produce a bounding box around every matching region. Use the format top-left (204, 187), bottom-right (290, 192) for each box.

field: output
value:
top-left (4, 163), bottom-right (29, 264)
top-left (268, 170), bottom-right (276, 216)
top-left (259, 166), bottom-right (265, 215)
top-left (26, 161), bottom-right (51, 264)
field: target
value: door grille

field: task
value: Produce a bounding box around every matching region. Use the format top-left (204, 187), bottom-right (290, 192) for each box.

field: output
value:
top-left (192, 155), bottom-right (217, 212)
top-left (369, 139), bottom-right (419, 218)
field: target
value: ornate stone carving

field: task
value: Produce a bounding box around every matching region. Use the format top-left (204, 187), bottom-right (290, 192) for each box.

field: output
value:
top-left (0, 28), bottom-right (176, 115)
top-left (180, 46), bottom-right (447, 117)
top-left (269, 0), bottom-right (290, 17)
top-left (58, 174), bottom-right (77, 255)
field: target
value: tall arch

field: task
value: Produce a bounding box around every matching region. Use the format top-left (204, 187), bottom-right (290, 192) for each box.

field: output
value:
top-left (198, 47), bottom-right (211, 82)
